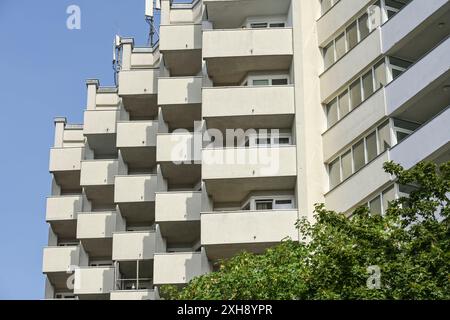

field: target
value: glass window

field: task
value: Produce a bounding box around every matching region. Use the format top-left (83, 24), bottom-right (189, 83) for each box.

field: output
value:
top-left (362, 69), bottom-right (374, 99)
top-left (274, 137), bottom-right (290, 145)
top-left (327, 98), bottom-right (338, 127)
top-left (253, 79), bottom-right (269, 86)
top-left (378, 121), bottom-right (391, 152)
top-left (251, 23), bottom-right (268, 28)
top-left (274, 199), bottom-right (293, 209)
top-left (329, 158), bottom-right (341, 188)
top-left (393, 118), bottom-right (420, 131)
top-left (255, 200), bottom-right (273, 210)
top-left (323, 42), bottom-right (335, 69)
top-left (358, 13), bottom-right (370, 40)
top-left (256, 138), bottom-right (270, 145)
top-left (366, 131), bottom-right (378, 162)
top-left (353, 139), bottom-right (365, 172)
top-left (338, 90), bottom-right (350, 119)
top-left (346, 22), bottom-right (358, 50)
top-left (369, 196), bottom-right (382, 215)
top-left (374, 59), bottom-right (387, 90)
top-left (382, 185), bottom-right (396, 214)
top-left (321, 0), bottom-right (333, 14)
top-left (341, 150), bottom-right (353, 180)
top-left (350, 78), bottom-right (362, 109)
top-left (272, 78), bottom-right (288, 85)
top-left (269, 23), bottom-right (285, 28)
top-left (396, 131), bottom-right (410, 143)
top-left (335, 32), bottom-right (346, 60)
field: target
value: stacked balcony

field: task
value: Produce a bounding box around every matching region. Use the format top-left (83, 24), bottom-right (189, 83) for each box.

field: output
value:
top-left (74, 266), bottom-right (115, 299)
top-left (159, 0), bottom-right (203, 76)
top-left (117, 38), bottom-right (159, 120)
top-left (114, 175), bottom-right (157, 225)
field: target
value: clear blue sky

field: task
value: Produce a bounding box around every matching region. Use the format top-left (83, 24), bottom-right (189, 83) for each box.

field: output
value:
top-left (0, 0), bottom-right (162, 300)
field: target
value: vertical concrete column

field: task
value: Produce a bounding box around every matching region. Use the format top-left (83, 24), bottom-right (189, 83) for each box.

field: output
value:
top-left (160, 0), bottom-right (171, 25)
top-left (86, 79), bottom-right (99, 110)
top-left (120, 38), bottom-right (134, 71)
top-left (53, 117), bottom-right (66, 148)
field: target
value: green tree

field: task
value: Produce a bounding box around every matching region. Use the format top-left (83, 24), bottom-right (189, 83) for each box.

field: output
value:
top-left (161, 161), bottom-right (450, 300)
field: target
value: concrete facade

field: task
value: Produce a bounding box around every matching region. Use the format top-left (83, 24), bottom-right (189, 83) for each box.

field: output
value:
top-left (43, 0), bottom-right (450, 299)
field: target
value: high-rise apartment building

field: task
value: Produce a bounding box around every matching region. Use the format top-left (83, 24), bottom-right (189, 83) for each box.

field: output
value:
top-left (43, 0), bottom-right (450, 299)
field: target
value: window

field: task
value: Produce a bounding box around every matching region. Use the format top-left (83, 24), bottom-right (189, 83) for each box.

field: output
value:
top-left (329, 158), bottom-right (341, 188)
top-left (255, 199), bottom-right (273, 210)
top-left (393, 118), bottom-right (420, 143)
top-left (274, 137), bottom-right (290, 145)
top-left (274, 199), bottom-right (293, 209)
top-left (256, 137), bottom-right (270, 146)
top-left (377, 121), bottom-right (391, 152)
top-left (335, 32), bottom-right (346, 60)
top-left (358, 13), bottom-right (370, 40)
top-left (382, 185), bottom-right (396, 214)
top-left (327, 98), bottom-right (338, 127)
top-left (270, 23), bottom-right (285, 28)
top-left (245, 196), bottom-right (295, 211)
top-left (253, 79), bottom-right (270, 86)
top-left (323, 42), bottom-right (335, 69)
top-left (369, 195), bottom-right (382, 215)
top-left (272, 78), bottom-right (288, 85)
top-left (328, 123), bottom-right (393, 189)
top-left (366, 131), bottom-right (378, 162)
top-left (350, 78), bottom-right (362, 109)
top-left (346, 22), bottom-right (358, 50)
top-left (341, 150), bottom-right (352, 180)
top-left (353, 139), bottom-right (365, 172)
top-left (338, 90), bottom-right (350, 118)
top-left (362, 69), bottom-right (374, 99)
top-left (374, 60), bottom-right (387, 89)
top-left (389, 56), bottom-right (412, 80)
top-left (250, 23), bottom-right (268, 28)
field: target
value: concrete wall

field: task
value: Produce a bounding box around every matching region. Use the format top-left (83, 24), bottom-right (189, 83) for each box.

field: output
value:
top-left (155, 191), bottom-right (201, 222)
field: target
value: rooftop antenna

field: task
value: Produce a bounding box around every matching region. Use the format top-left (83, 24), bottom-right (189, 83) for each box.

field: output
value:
top-left (145, 0), bottom-right (161, 47)
top-left (112, 35), bottom-right (122, 86)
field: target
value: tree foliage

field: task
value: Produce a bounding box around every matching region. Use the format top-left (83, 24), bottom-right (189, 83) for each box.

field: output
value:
top-left (161, 161), bottom-right (450, 300)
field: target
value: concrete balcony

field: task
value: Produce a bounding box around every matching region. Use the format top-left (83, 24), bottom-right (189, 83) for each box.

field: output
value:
top-left (203, 28), bottom-right (293, 85)
top-left (201, 210), bottom-right (299, 260)
top-left (160, 0), bottom-right (203, 25)
top-left (158, 76), bottom-right (202, 129)
top-left (49, 147), bottom-right (84, 191)
top-left (157, 133), bottom-right (202, 188)
top-left (116, 121), bottom-right (158, 170)
top-left (43, 245), bottom-right (88, 290)
top-left (118, 69), bottom-right (159, 119)
top-left (391, 106), bottom-right (450, 169)
top-left (112, 231), bottom-right (165, 261)
top-left (80, 160), bottom-right (120, 206)
top-left (74, 267), bottom-right (115, 299)
top-left (204, 0), bottom-right (291, 29)
top-left (325, 152), bottom-right (392, 214)
top-left (153, 250), bottom-right (211, 286)
top-left (83, 109), bottom-right (120, 156)
top-left (382, 0), bottom-right (450, 55)
top-left (317, 0), bottom-right (372, 46)
top-left (155, 191), bottom-right (201, 245)
top-left (46, 195), bottom-right (83, 239)
top-left (76, 211), bottom-right (125, 258)
top-left (110, 289), bottom-right (158, 300)
top-left (159, 24), bottom-right (202, 76)
top-left (202, 146), bottom-right (297, 203)
top-left (203, 85), bottom-right (295, 131)
top-left (386, 36), bottom-right (450, 117)
top-left (114, 175), bottom-right (157, 224)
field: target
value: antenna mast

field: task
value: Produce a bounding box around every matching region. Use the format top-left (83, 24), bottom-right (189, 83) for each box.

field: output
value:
top-left (145, 0), bottom-right (161, 47)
